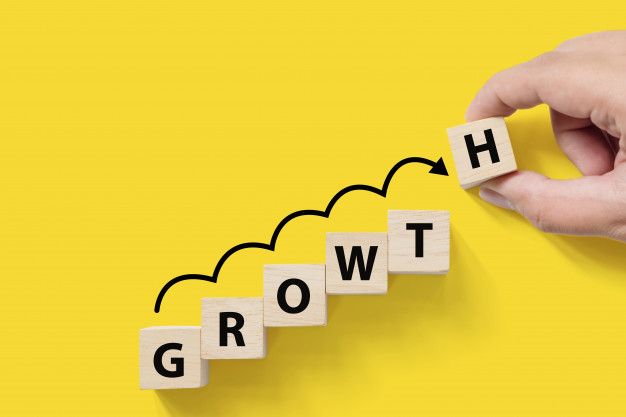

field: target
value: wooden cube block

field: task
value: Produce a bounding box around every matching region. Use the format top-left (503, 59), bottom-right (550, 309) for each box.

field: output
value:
top-left (201, 297), bottom-right (266, 359)
top-left (326, 232), bottom-right (387, 294)
top-left (139, 326), bottom-right (208, 390)
top-left (264, 264), bottom-right (327, 326)
top-left (447, 117), bottom-right (517, 189)
top-left (388, 210), bottom-right (449, 274)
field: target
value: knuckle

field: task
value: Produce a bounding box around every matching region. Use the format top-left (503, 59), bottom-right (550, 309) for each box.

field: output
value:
top-left (554, 31), bottom-right (616, 52)
top-left (555, 35), bottom-right (589, 51)
top-left (532, 51), bottom-right (560, 67)
top-left (554, 32), bottom-right (594, 51)
top-left (555, 39), bottom-right (574, 51)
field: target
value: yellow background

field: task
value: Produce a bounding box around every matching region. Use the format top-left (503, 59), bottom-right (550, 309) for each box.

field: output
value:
top-left (1, 1), bottom-right (625, 415)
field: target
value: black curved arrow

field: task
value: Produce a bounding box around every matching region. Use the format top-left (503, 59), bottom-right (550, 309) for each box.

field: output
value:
top-left (154, 156), bottom-right (448, 313)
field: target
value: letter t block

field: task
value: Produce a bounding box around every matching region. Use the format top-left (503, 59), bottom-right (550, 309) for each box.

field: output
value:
top-left (388, 210), bottom-right (450, 275)
top-left (447, 117), bottom-right (517, 189)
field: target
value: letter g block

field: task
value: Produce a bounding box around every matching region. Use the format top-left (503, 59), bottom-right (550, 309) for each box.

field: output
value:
top-left (139, 326), bottom-right (208, 389)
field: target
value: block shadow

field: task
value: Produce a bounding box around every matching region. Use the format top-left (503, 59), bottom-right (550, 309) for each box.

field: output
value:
top-left (156, 230), bottom-right (493, 416)
top-left (547, 235), bottom-right (626, 280)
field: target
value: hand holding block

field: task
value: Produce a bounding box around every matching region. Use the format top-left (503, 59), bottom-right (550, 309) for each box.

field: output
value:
top-left (388, 210), bottom-right (450, 274)
top-left (139, 326), bottom-right (208, 390)
top-left (201, 297), bottom-right (266, 359)
top-left (447, 117), bottom-right (517, 189)
top-left (326, 232), bottom-right (388, 294)
top-left (264, 264), bottom-right (327, 326)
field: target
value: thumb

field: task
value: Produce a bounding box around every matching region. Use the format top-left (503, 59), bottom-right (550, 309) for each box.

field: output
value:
top-left (478, 171), bottom-right (619, 237)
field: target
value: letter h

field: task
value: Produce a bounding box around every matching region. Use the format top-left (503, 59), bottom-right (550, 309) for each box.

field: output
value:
top-left (464, 129), bottom-right (500, 169)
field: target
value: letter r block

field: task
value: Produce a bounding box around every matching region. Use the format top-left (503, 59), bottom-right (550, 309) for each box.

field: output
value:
top-left (325, 232), bottom-right (388, 295)
top-left (201, 297), bottom-right (266, 360)
top-left (388, 210), bottom-right (450, 274)
top-left (139, 326), bottom-right (209, 389)
top-left (447, 117), bottom-right (517, 189)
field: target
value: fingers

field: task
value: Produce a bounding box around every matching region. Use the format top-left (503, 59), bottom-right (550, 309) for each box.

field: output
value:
top-left (465, 57), bottom-right (542, 121)
top-left (467, 56), bottom-right (618, 176)
top-left (479, 171), bottom-right (618, 237)
top-left (550, 109), bottom-right (616, 176)
top-left (465, 52), bottom-right (614, 127)
top-left (469, 32), bottom-right (626, 241)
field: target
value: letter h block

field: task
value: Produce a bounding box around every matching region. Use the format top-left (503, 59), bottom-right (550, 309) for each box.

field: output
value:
top-left (201, 297), bottom-right (266, 360)
top-left (447, 117), bottom-right (517, 189)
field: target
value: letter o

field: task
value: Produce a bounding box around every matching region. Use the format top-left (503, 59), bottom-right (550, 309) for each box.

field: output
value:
top-left (277, 278), bottom-right (310, 314)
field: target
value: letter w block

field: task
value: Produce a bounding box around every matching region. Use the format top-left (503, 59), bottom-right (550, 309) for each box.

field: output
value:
top-left (325, 232), bottom-right (388, 294)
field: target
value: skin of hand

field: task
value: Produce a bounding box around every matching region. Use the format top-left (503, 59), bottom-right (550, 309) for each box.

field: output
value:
top-left (466, 31), bottom-right (626, 242)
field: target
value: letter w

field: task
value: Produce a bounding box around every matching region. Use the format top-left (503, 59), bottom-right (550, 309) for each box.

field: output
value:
top-left (334, 246), bottom-right (378, 281)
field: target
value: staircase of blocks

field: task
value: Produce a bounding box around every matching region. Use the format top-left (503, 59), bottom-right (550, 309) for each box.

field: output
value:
top-left (140, 117), bottom-right (517, 390)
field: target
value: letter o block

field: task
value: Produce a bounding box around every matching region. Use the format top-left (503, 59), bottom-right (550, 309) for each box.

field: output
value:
top-left (264, 264), bottom-right (327, 327)
top-left (447, 117), bottom-right (517, 189)
top-left (139, 326), bottom-right (208, 390)
top-left (201, 297), bottom-right (266, 360)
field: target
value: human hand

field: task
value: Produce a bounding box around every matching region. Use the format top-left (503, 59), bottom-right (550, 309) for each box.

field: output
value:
top-left (467, 31), bottom-right (626, 242)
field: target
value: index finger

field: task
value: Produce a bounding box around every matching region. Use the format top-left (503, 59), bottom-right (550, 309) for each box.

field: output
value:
top-left (465, 51), bottom-right (610, 123)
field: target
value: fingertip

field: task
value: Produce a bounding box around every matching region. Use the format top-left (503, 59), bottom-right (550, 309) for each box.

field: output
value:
top-left (479, 187), bottom-right (514, 210)
top-left (465, 89), bottom-right (489, 122)
top-left (465, 83), bottom-right (516, 123)
top-left (464, 105), bottom-right (481, 123)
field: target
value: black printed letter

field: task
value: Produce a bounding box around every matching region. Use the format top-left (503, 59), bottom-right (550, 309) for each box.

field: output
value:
top-left (464, 129), bottom-right (500, 168)
top-left (406, 223), bottom-right (433, 258)
top-left (334, 246), bottom-right (378, 280)
top-left (277, 278), bottom-right (310, 314)
top-left (154, 343), bottom-right (184, 378)
top-left (219, 312), bottom-right (245, 347)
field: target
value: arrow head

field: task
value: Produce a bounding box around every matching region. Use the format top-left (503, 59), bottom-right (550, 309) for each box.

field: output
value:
top-left (428, 157), bottom-right (449, 176)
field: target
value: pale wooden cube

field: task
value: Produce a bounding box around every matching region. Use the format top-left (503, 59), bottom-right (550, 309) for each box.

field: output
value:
top-left (388, 210), bottom-right (450, 274)
top-left (264, 264), bottom-right (327, 327)
top-left (139, 326), bottom-right (208, 390)
top-left (447, 117), bottom-right (517, 189)
top-left (201, 297), bottom-right (266, 360)
top-left (326, 232), bottom-right (388, 294)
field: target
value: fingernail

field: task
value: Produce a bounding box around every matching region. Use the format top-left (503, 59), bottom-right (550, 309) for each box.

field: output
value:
top-left (479, 187), bottom-right (514, 210)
